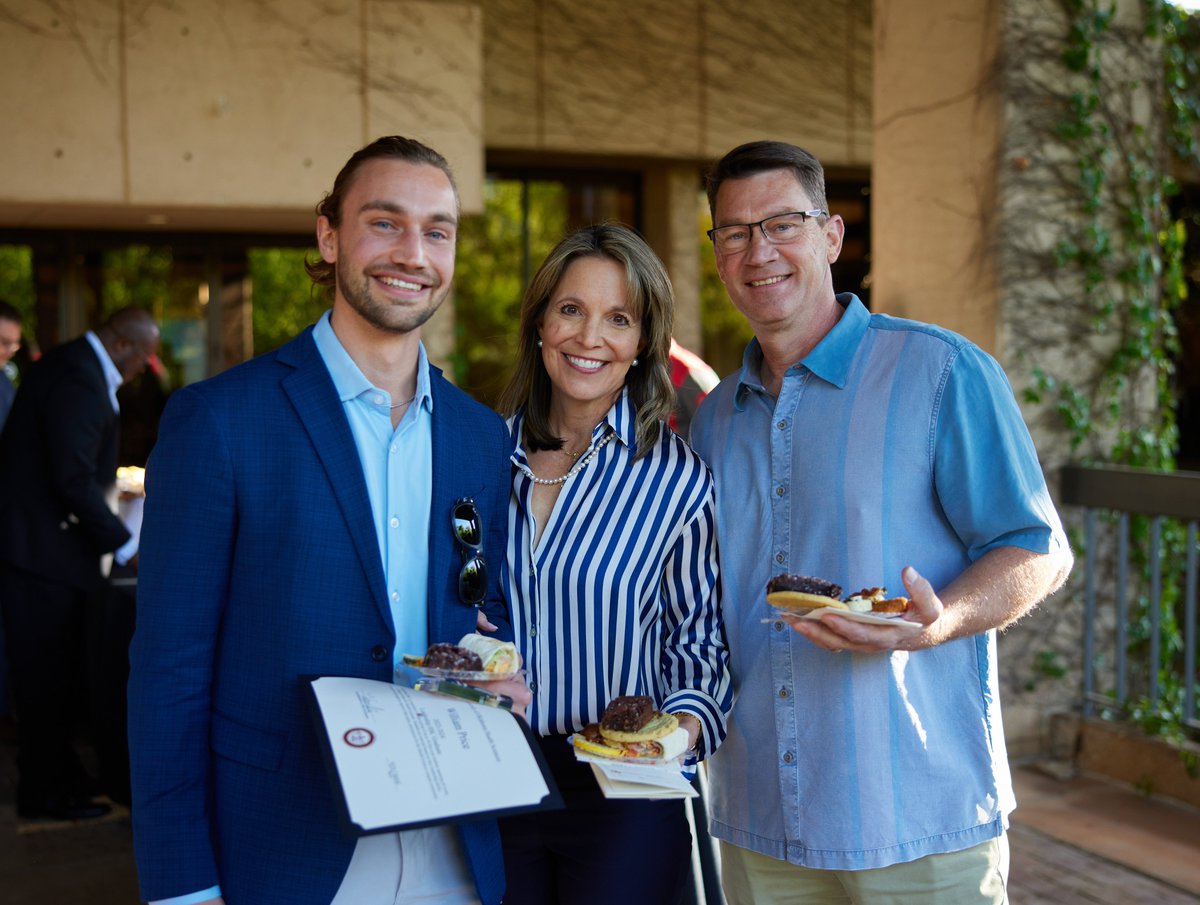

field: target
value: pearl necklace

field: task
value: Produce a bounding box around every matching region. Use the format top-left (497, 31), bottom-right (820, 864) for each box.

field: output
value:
top-left (522, 433), bottom-right (615, 486)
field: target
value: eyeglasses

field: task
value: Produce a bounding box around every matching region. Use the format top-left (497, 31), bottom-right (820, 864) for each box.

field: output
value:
top-left (452, 498), bottom-right (488, 607)
top-left (706, 210), bottom-right (827, 254)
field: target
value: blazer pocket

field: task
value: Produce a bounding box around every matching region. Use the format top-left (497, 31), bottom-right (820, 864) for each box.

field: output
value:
top-left (211, 708), bottom-right (287, 772)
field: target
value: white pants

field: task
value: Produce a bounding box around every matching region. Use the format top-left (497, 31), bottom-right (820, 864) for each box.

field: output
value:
top-left (330, 826), bottom-right (481, 905)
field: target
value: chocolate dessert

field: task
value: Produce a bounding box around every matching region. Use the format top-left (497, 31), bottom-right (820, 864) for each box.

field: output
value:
top-left (422, 643), bottom-right (483, 671)
top-left (766, 574), bottom-right (843, 599)
top-left (600, 695), bottom-right (655, 733)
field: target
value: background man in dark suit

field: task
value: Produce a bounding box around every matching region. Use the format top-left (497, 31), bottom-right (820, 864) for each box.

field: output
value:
top-left (128, 137), bottom-right (526, 905)
top-left (0, 306), bottom-right (160, 820)
top-left (0, 299), bottom-right (20, 431)
top-left (0, 298), bottom-right (22, 721)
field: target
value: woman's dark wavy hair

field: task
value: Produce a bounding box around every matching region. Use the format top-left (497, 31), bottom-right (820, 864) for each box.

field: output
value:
top-left (304, 136), bottom-right (457, 298)
top-left (704, 140), bottom-right (828, 219)
top-left (497, 223), bottom-right (675, 461)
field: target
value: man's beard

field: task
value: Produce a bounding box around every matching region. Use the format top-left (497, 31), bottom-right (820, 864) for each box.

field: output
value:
top-left (336, 266), bottom-right (448, 335)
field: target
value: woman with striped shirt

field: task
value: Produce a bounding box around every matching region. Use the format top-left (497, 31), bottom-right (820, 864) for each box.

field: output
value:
top-left (495, 224), bottom-right (732, 904)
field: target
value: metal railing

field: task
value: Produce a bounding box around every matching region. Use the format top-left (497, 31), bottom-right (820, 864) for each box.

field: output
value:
top-left (1060, 464), bottom-right (1200, 734)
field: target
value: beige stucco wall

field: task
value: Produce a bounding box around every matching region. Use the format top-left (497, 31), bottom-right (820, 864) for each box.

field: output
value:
top-left (0, 0), bottom-right (872, 233)
top-left (0, 0), bottom-right (485, 229)
top-left (0, 0), bottom-right (874, 366)
top-left (870, 0), bottom-right (1003, 353)
top-left (483, 0), bottom-right (872, 166)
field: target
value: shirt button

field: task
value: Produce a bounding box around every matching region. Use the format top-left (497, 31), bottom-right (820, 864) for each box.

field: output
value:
top-left (390, 444), bottom-right (398, 454)
top-left (779, 687), bottom-right (789, 698)
top-left (782, 751), bottom-right (795, 764)
top-left (777, 420), bottom-right (787, 430)
top-left (529, 566), bottom-right (536, 577)
top-left (373, 394), bottom-right (385, 405)
top-left (391, 591), bottom-right (399, 603)
top-left (530, 626), bottom-right (537, 637)
top-left (775, 552), bottom-right (785, 564)
top-left (370, 645), bottom-right (388, 662)
top-left (389, 516), bottom-right (399, 528)
top-left (529, 681), bottom-right (538, 693)
top-left (775, 485), bottom-right (786, 497)
top-left (775, 622), bottom-right (784, 631)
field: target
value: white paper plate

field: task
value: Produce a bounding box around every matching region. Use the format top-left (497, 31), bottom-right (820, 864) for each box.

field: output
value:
top-left (764, 609), bottom-right (922, 630)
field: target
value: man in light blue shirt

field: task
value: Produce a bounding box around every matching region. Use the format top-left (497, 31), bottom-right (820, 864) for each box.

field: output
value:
top-left (690, 140), bottom-right (1073, 904)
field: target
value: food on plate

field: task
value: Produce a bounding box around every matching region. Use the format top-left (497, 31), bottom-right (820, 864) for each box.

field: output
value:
top-left (414, 635), bottom-right (519, 676)
top-left (116, 465), bottom-right (146, 496)
top-left (600, 694), bottom-right (656, 734)
top-left (843, 586), bottom-right (885, 612)
top-left (769, 578), bottom-right (912, 617)
top-left (456, 633), bottom-right (519, 675)
top-left (571, 695), bottom-right (690, 761)
top-left (766, 574), bottom-right (845, 612)
top-left (843, 586), bottom-right (910, 614)
top-left (422, 642), bottom-right (484, 672)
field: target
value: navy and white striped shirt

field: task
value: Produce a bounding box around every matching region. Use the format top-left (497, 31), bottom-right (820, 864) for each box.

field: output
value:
top-left (505, 389), bottom-right (732, 759)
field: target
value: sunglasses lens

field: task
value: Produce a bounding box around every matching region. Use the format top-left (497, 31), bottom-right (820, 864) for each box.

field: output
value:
top-left (453, 502), bottom-right (482, 547)
top-left (458, 555), bottom-right (487, 604)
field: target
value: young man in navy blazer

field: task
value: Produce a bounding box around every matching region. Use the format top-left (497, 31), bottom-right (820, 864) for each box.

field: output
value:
top-left (128, 137), bottom-right (526, 905)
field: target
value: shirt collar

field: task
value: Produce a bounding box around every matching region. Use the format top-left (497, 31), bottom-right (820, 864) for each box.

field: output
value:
top-left (312, 310), bottom-right (432, 412)
top-left (84, 330), bottom-right (123, 411)
top-left (511, 385), bottom-right (636, 464)
top-left (605, 386), bottom-right (637, 450)
top-left (734, 293), bottom-right (869, 408)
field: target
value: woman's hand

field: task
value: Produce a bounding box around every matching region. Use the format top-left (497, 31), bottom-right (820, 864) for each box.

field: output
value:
top-left (675, 712), bottom-right (701, 753)
top-left (469, 670), bottom-right (531, 721)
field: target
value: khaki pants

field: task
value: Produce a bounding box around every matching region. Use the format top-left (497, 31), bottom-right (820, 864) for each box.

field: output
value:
top-left (720, 835), bottom-right (1009, 905)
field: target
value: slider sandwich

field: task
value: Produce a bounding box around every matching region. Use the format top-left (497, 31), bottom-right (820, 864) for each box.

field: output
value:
top-left (572, 695), bottom-right (692, 761)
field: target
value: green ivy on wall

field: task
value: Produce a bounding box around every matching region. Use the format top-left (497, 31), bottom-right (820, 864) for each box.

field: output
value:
top-left (1021, 0), bottom-right (1199, 746)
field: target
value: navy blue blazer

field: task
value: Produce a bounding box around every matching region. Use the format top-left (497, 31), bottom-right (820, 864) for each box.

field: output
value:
top-left (128, 328), bottom-right (513, 905)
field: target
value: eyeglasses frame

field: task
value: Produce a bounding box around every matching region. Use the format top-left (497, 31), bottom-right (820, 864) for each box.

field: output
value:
top-left (706, 209), bottom-right (828, 253)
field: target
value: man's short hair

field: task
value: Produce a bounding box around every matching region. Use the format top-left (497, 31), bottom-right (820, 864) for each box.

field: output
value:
top-left (705, 140), bottom-right (829, 221)
top-left (0, 299), bottom-right (20, 325)
top-left (305, 136), bottom-right (458, 295)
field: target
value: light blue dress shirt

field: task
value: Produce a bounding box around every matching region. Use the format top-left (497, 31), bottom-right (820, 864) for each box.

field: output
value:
top-left (153, 311), bottom-right (434, 905)
top-left (312, 312), bottom-right (433, 664)
top-left (84, 330), bottom-right (138, 566)
top-left (690, 295), bottom-right (1068, 871)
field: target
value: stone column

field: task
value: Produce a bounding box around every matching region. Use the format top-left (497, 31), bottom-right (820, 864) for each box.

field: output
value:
top-left (643, 163), bottom-right (704, 353)
top-left (871, 0), bottom-right (1004, 353)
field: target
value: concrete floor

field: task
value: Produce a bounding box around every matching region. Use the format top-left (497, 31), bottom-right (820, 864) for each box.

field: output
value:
top-left (2, 714), bottom-right (1199, 905)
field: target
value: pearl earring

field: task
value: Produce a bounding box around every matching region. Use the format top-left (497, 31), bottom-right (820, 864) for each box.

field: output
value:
top-left (631, 357), bottom-right (639, 367)
top-left (536, 339), bottom-right (543, 348)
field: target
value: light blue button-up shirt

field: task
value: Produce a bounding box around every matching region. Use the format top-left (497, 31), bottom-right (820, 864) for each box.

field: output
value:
top-left (312, 312), bottom-right (432, 663)
top-left (155, 312), bottom-right (434, 905)
top-left (85, 330), bottom-right (138, 566)
top-left (690, 295), bottom-right (1067, 870)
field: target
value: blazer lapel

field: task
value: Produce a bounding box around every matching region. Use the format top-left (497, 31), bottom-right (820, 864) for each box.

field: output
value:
top-left (427, 370), bottom-right (462, 644)
top-left (279, 333), bottom-right (391, 632)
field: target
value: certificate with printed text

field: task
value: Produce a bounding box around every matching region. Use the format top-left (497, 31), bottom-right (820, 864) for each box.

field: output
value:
top-left (308, 676), bottom-right (561, 835)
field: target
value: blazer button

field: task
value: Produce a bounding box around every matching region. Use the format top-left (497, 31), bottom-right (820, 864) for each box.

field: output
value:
top-left (370, 645), bottom-right (388, 662)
